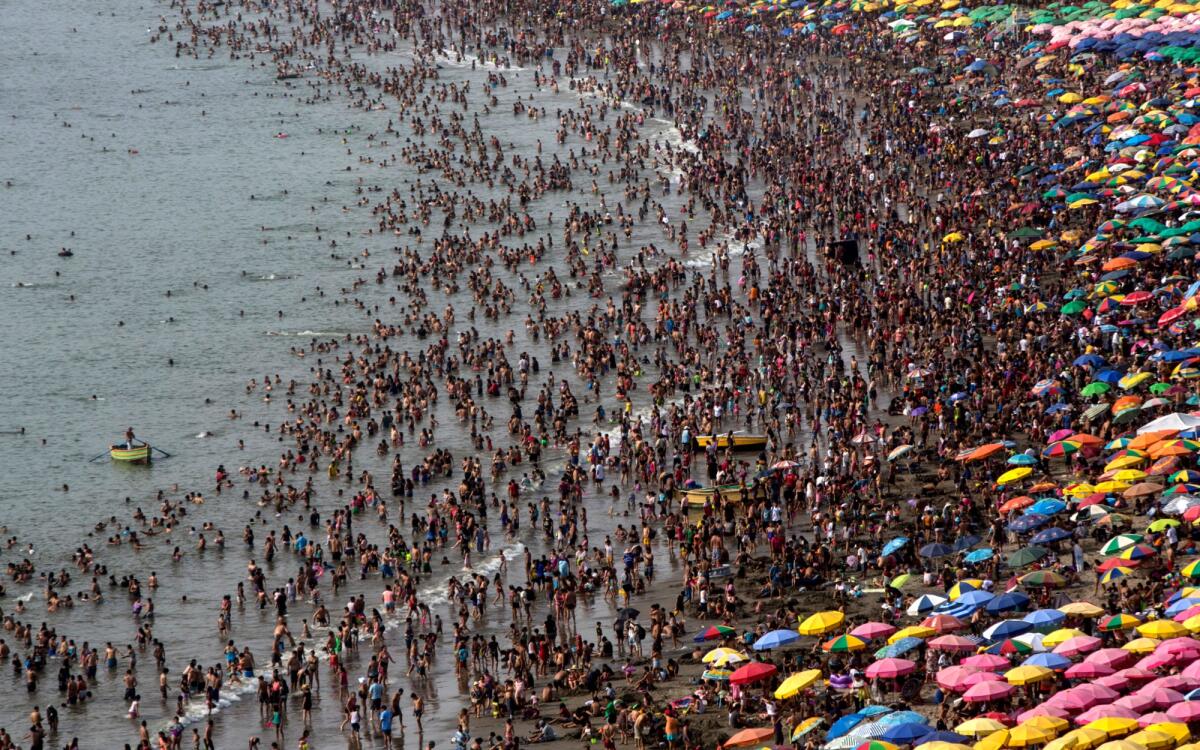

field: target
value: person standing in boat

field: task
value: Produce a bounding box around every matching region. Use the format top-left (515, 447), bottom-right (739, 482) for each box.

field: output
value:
top-left (124, 427), bottom-right (136, 450)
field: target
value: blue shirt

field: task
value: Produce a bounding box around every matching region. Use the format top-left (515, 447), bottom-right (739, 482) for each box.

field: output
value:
top-left (380, 709), bottom-right (393, 732)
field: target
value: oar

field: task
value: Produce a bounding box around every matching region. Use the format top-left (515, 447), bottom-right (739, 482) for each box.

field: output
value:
top-left (88, 451), bottom-right (111, 462)
top-left (152, 447), bottom-right (172, 458)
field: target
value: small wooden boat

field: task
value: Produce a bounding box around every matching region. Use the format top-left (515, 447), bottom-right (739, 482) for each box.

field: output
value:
top-left (692, 432), bottom-right (768, 451)
top-left (679, 481), bottom-right (759, 507)
top-left (110, 443), bottom-right (152, 463)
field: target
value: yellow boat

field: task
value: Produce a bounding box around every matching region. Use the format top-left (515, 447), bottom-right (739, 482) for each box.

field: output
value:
top-left (110, 443), bottom-right (152, 463)
top-left (692, 432), bottom-right (768, 451)
top-left (679, 482), bottom-right (761, 507)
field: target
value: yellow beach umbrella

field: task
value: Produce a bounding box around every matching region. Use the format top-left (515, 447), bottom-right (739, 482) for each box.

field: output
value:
top-left (1027, 716), bottom-right (1070, 735)
top-left (1043, 737), bottom-right (1078, 750)
top-left (774, 668), bottom-right (822, 699)
top-left (890, 625), bottom-right (936, 643)
top-left (1125, 731), bottom-right (1174, 750)
top-left (1065, 728), bottom-right (1110, 750)
top-left (1087, 718), bottom-right (1140, 738)
top-left (1060, 601), bottom-right (1105, 618)
top-left (1145, 724), bottom-right (1189, 745)
top-left (997, 467), bottom-right (1033, 485)
top-left (1138, 619), bottom-right (1188, 638)
top-left (1010, 725), bottom-right (1056, 748)
top-left (703, 647), bottom-right (748, 666)
top-left (1122, 637), bottom-right (1160, 654)
top-left (977, 732), bottom-right (1010, 750)
top-left (1006, 665), bottom-right (1053, 686)
top-left (798, 610), bottom-right (844, 636)
top-left (958, 719), bottom-right (1009, 738)
top-left (1043, 628), bottom-right (1085, 647)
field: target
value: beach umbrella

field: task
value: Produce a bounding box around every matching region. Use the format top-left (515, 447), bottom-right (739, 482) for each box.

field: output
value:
top-left (984, 639), bottom-right (1032, 656)
top-left (908, 594), bottom-right (947, 616)
top-left (1060, 601), bottom-right (1106, 618)
top-left (1101, 567), bottom-right (1134, 585)
top-left (962, 653), bottom-right (1011, 670)
top-left (931, 635), bottom-right (978, 653)
top-left (694, 625), bottom-right (737, 642)
top-left (1138, 619), bottom-right (1188, 638)
top-left (754, 629), bottom-right (800, 651)
top-left (1009, 546), bottom-right (1051, 567)
top-left (1122, 638), bottom-right (1162, 655)
top-left (922, 614), bottom-right (967, 633)
top-left (702, 647), bottom-right (748, 666)
top-left (774, 668), bottom-right (822, 699)
top-left (799, 610), bottom-right (844, 636)
top-left (876, 637), bottom-right (925, 659)
top-left (1007, 665), bottom-right (1054, 686)
top-left (828, 716), bottom-right (868, 744)
top-left (882, 537), bottom-right (910, 556)
top-left (986, 592), bottom-right (1031, 614)
top-left (723, 727), bottom-right (775, 747)
top-left (792, 718), bottom-right (824, 742)
top-left (1055, 635), bottom-right (1104, 657)
top-left (1031, 528), bottom-right (1072, 545)
top-left (1026, 609), bottom-right (1067, 630)
top-left (1009, 515), bottom-right (1050, 533)
top-left (866, 658), bottom-right (917, 680)
top-left (1101, 534), bottom-right (1145, 555)
top-left (700, 668), bottom-right (731, 681)
top-left (966, 549), bottom-right (995, 564)
top-left (921, 542), bottom-right (955, 558)
top-left (1100, 614), bottom-right (1141, 632)
top-left (882, 723), bottom-right (934, 744)
top-left (1021, 570), bottom-right (1066, 588)
top-left (964, 680), bottom-right (1016, 703)
top-left (998, 467), bottom-right (1034, 485)
top-left (976, 731), bottom-right (1010, 750)
top-left (1009, 725), bottom-right (1055, 747)
top-left (984, 620), bottom-right (1033, 640)
top-left (890, 626), bottom-right (936, 643)
top-left (729, 661), bottom-right (776, 686)
top-left (851, 622), bottom-right (896, 641)
top-left (956, 718), bottom-right (1008, 738)
top-left (856, 742), bottom-right (899, 750)
top-left (822, 634), bottom-right (867, 653)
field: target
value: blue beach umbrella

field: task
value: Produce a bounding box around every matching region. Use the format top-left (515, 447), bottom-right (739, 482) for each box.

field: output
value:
top-left (882, 723), bottom-right (934, 744)
top-left (1025, 609), bottom-right (1067, 631)
top-left (983, 619), bottom-right (1033, 640)
top-left (986, 592), bottom-right (1031, 614)
top-left (965, 548), bottom-right (994, 564)
top-left (753, 629), bottom-right (800, 651)
top-left (1023, 652), bottom-right (1071, 670)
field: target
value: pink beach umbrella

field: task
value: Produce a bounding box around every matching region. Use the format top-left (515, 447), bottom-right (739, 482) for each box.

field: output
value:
top-left (1086, 648), bottom-right (1134, 669)
top-left (1075, 683), bottom-right (1120, 703)
top-left (1157, 637), bottom-right (1200, 656)
top-left (1136, 686), bottom-right (1185, 709)
top-left (1054, 635), bottom-right (1103, 657)
top-left (1112, 693), bottom-right (1154, 713)
top-left (930, 635), bottom-right (978, 653)
top-left (937, 665), bottom-right (981, 692)
top-left (1018, 705), bottom-right (1070, 723)
top-left (1181, 660), bottom-right (1200, 680)
top-left (1144, 675), bottom-right (1195, 692)
top-left (1075, 705), bottom-right (1141, 725)
top-left (964, 672), bottom-right (1006, 688)
top-left (1167, 701), bottom-right (1200, 723)
top-left (1136, 653), bottom-right (1173, 671)
top-left (1138, 712), bottom-right (1174, 728)
top-left (962, 654), bottom-right (1011, 670)
top-left (865, 658), bottom-right (916, 680)
top-left (1095, 674), bottom-right (1134, 692)
top-left (851, 622), bottom-right (897, 641)
top-left (1114, 667), bottom-right (1157, 683)
top-left (1066, 662), bottom-right (1115, 679)
top-left (964, 680), bottom-right (1016, 703)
